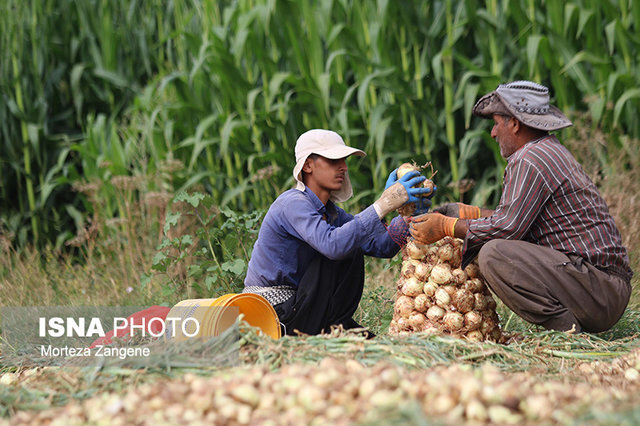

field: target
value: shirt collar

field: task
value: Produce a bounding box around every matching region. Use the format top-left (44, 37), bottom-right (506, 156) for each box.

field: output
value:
top-left (304, 187), bottom-right (338, 220)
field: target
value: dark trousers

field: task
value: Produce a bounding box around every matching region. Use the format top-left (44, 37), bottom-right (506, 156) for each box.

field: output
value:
top-left (273, 252), bottom-right (365, 336)
top-left (478, 240), bottom-right (631, 333)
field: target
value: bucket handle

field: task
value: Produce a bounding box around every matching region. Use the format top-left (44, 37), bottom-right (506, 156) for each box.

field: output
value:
top-left (280, 322), bottom-right (287, 337)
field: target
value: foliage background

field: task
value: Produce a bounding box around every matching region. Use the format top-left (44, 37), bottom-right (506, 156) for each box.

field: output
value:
top-left (1, 0), bottom-right (638, 307)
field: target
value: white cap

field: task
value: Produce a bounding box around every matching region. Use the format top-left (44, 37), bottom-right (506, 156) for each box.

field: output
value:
top-left (293, 129), bottom-right (366, 203)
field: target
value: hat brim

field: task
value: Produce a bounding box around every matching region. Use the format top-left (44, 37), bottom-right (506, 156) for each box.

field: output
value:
top-left (472, 91), bottom-right (572, 131)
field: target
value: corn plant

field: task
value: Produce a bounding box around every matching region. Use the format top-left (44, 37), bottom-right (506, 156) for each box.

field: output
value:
top-left (2, 0), bottom-right (640, 249)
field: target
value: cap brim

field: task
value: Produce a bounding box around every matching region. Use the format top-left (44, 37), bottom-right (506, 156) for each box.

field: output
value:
top-left (313, 146), bottom-right (366, 159)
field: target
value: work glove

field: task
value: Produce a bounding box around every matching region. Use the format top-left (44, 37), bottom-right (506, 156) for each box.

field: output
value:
top-left (433, 202), bottom-right (480, 219)
top-left (373, 170), bottom-right (430, 218)
top-left (409, 212), bottom-right (458, 245)
top-left (414, 183), bottom-right (437, 215)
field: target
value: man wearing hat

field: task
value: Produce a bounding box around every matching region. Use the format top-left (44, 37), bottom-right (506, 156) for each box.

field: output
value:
top-left (410, 80), bottom-right (632, 333)
top-left (244, 129), bottom-right (434, 336)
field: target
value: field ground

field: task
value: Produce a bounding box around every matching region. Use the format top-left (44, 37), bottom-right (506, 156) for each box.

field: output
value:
top-left (2, 278), bottom-right (640, 425)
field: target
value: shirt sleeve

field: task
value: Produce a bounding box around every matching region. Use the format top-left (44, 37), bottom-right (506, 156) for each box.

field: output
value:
top-left (462, 157), bottom-right (551, 266)
top-left (283, 202), bottom-right (385, 261)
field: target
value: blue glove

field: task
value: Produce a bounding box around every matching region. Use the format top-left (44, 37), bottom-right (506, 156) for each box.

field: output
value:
top-left (396, 170), bottom-right (430, 203)
top-left (414, 188), bottom-right (437, 215)
top-left (385, 168), bottom-right (429, 201)
top-left (385, 169), bottom-right (399, 190)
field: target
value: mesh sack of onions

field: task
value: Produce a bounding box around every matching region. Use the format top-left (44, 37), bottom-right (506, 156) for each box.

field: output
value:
top-left (388, 236), bottom-right (503, 342)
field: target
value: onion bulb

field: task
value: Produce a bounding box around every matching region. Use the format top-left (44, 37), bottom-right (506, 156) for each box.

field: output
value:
top-left (443, 312), bottom-right (464, 331)
top-left (464, 311), bottom-right (483, 331)
top-left (401, 260), bottom-right (418, 277)
top-left (408, 312), bottom-right (427, 330)
top-left (414, 294), bottom-right (430, 313)
top-left (426, 305), bottom-right (445, 322)
top-left (437, 244), bottom-right (454, 261)
top-left (430, 264), bottom-right (453, 285)
top-left (465, 278), bottom-right (485, 294)
top-left (397, 162), bottom-right (419, 179)
top-left (394, 295), bottom-right (414, 318)
top-left (401, 277), bottom-right (423, 297)
top-left (465, 263), bottom-right (481, 279)
top-left (452, 268), bottom-right (467, 285)
top-left (406, 240), bottom-right (427, 260)
top-left (474, 293), bottom-right (488, 311)
top-left (435, 288), bottom-right (451, 308)
top-left (466, 330), bottom-right (484, 342)
top-left (453, 289), bottom-right (475, 314)
top-left (423, 281), bottom-right (438, 297)
top-left (414, 262), bottom-right (431, 281)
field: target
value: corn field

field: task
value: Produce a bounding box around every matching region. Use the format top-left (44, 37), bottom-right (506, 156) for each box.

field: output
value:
top-left (1, 0), bottom-right (639, 247)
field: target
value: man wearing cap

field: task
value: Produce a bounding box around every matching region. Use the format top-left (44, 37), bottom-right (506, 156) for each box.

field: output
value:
top-left (243, 129), bottom-right (433, 336)
top-left (410, 81), bottom-right (632, 333)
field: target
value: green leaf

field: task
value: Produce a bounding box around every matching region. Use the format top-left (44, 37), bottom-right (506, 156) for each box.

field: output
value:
top-left (204, 275), bottom-right (217, 291)
top-left (221, 259), bottom-right (246, 275)
top-left (163, 211), bottom-right (181, 234)
top-left (175, 191), bottom-right (205, 208)
top-left (613, 88), bottom-right (640, 128)
top-left (152, 252), bottom-right (167, 267)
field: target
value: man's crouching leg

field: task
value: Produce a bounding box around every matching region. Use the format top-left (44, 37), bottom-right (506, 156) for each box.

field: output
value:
top-left (478, 240), bottom-right (630, 333)
top-left (274, 252), bottom-right (367, 336)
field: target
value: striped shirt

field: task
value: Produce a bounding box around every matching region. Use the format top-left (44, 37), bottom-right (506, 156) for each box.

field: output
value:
top-left (462, 135), bottom-right (632, 282)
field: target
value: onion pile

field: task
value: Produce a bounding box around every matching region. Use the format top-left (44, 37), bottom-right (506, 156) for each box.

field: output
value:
top-left (389, 236), bottom-right (503, 342)
top-left (396, 162), bottom-right (435, 217)
top-left (9, 357), bottom-right (626, 425)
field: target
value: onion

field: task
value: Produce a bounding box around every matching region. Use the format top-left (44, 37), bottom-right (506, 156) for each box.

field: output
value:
top-left (474, 293), bottom-right (488, 311)
top-left (465, 278), bottom-right (485, 293)
top-left (397, 162), bottom-right (419, 179)
top-left (437, 244), bottom-right (454, 261)
top-left (408, 312), bottom-right (427, 330)
top-left (465, 263), bottom-right (481, 279)
top-left (480, 315), bottom-right (496, 335)
top-left (426, 246), bottom-right (439, 257)
top-left (426, 305), bottom-right (445, 322)
top-left (466, 330), bottom-right (484, 342)
top-left (406, 240), bottom-right (427, 260)
top-left (414, 294), bottom-right (430, 313)
top-left (443, 311), bottom-right (464, 331)
top-left (464, 311), bottom-right (483, 331)
top-left (435, 288), bottom-right (451, 308)
top-left (442, 286), bottom-right (457, 299)
top-left (452, 268), bottom-right (467, 285)
top-left (422, 179), bottom-right (435, 193)
top-left (423, 281), bottom-right (438, 297)
top-left (401, 277), bottom-right (424, 297)
top-left (394, 295), bottom-right (414, 318)
top-left (400, 259), bottom-right (418, 277)
top-left (453, 289), bottom-right (475, 313)
top-left (430, 263), bottom-right (453, 284)
top-left (414, 262), bottom-right (431, 281)
top-left (396, 317), bottom-right (411, 331)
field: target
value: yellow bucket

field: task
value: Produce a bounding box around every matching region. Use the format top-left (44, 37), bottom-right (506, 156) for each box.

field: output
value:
top-left (165, 293), bottom-right (281, 341)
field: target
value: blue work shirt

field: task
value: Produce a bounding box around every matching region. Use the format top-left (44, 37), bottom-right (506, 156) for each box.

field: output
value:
top-left (244, 187), bottom-right (401, 289)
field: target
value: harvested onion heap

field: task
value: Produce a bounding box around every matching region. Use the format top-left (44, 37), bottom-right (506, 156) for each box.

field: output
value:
top-left (389, 236), bottom-right (503, 342)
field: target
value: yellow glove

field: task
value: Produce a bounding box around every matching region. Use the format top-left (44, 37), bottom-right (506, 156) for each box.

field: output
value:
top-left (409, 213), bottom-right (458, 245)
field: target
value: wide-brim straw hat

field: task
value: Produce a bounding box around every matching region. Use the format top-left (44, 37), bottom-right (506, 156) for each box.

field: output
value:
top-left (472, 80), bottom-right (573, 131)
top-left (293, 129), bottom-right (366, 203)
